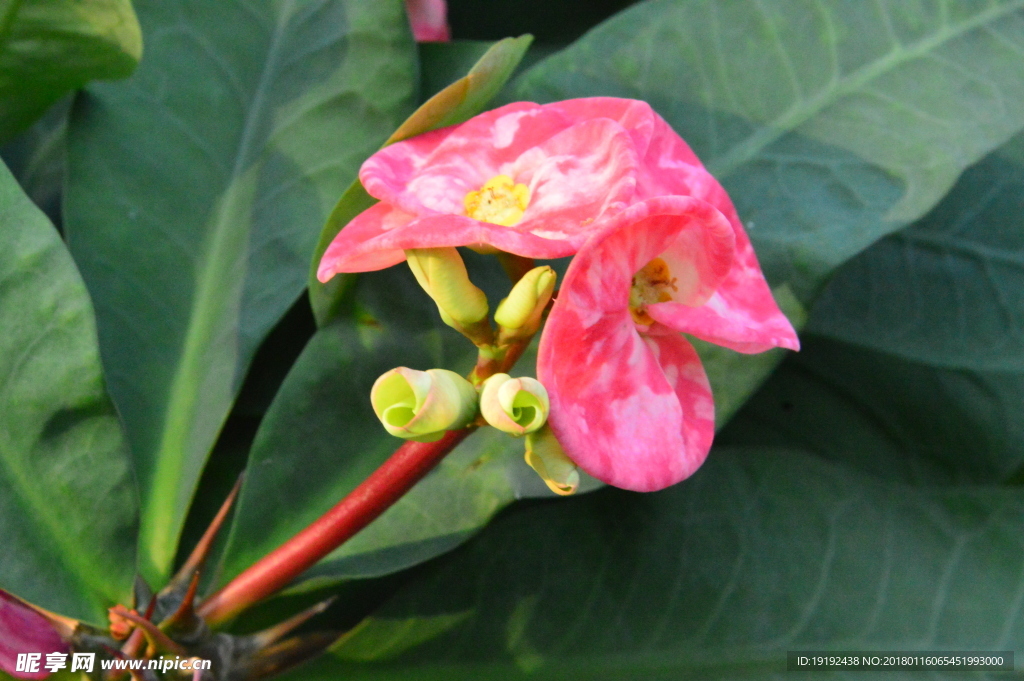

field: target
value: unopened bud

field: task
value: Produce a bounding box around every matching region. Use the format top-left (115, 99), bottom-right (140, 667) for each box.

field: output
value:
top-left (371, 367), bottom-right (477, 442)
top-left (479, 373), bottom-right (549, 436)
top-left (406, 248), bottom-right (489, 327)
top-left (524, 426), bottom-right (579, 496)
top-left (494, 266), bottom-right (556, 337)
top-left (107, 605), bottom-right (138, 640)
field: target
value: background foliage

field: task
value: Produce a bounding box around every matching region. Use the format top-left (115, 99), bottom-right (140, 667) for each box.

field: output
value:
top-left (2, 0), bottom-right (1024, 679)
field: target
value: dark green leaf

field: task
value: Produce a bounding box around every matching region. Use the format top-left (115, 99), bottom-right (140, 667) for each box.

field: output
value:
top-left (0, 96), bottom-right (69, 225)
top-left (0, 159), bottom-right (135, 623)
top-left (0, 0), bottom-right (140, 142)
top-left (514, 0), bottom-right (1024, 300)
top-left (280, 449), bottom-right (1024, 680)
top-left (64, 0), bottom-right (418, 584)
top-left (719, 334), bottom-right (1024, 485)
top-left (808, 133), bottom-right (1024, 370)
top-left (309, 35), bottom-right (532, 325)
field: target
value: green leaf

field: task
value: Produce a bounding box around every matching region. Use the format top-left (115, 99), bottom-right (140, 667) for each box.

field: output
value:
top-left (309, 35), bottom-right (532, 325)
top-left (808, 132), bottom-right (1024, 370)
top-left (64, 0), bottom-right (418, 584)
top-left (0, 96), bottom-right (69, 223)
top-left (279, 449), bottom-right (1024, 679)
top-left (0, 0), bottom-right (141, 142)
top-left (514, 0), bottom-right (1024, 300)
top-left (0, 159), bottom-right (136, 623)
top-left (719, 334), bottom-right (1024, 485)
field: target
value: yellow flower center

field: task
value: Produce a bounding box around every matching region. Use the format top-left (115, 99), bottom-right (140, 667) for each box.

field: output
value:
top-left (464, 174), bottom-right (531, 226)
top-left (630, 257), bottom-right (678, 325)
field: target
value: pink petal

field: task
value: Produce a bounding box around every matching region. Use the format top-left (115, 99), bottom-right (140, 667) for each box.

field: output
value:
top-left (560, 196), bottom-right (736, 314)
top-left (635, 115), bottom-right (799, 352)
top-left (510, 118), bottom-right (638, 245)
top-left (538, 307), bottom-right (684, 491)
top-left (645, 329), bottom-right (715, 467)
top-left (0, 590), bottom-right (67, 680)
top-left (546, 97), bottom-right (657, 160)
top-left (337, 213), bottom-right (582, 262)
top-left (674, 220), bottom-right (800, 352)
top-left (538, 197), bottom-right (726, 491)
top-left (359, 102), bottom-right (567, 215)
top-left (318, 202), bottom-right (416, 279)
top-left (647, 291), bottom-right (800, 353)
top-left (406, 0), bottom-right (450, 42)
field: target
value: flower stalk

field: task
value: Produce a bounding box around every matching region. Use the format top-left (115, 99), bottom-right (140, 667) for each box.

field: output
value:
top-left (196, 429), bottom-right (473, 625)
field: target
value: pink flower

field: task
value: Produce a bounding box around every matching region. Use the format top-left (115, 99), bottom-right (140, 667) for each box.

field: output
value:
top-left (406, 0), bottom-right (450, 42)
top-left (318, 98), bottom-right (727, 282)
top-left (0, 590), bottom-right (68, 679)
top-left (537, 197), bottom-right (799, 492)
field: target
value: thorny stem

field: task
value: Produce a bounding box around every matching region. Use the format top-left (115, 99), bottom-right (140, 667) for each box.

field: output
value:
top-left (197, 258), bottom-right (538, 627)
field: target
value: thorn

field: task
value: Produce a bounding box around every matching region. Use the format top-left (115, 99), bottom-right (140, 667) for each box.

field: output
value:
top-left (115, 610), bottom-right (188, 657)
top-left (237, 631), bottom-right (341, 680)
top-left (161, 568), bottom-right (202, 632)
top-left (249, 597), bottom-right (335, 648)
top-left (132, 576), bottom-right (153, 614)
top-left (172, 474), bottom-right (244, 588)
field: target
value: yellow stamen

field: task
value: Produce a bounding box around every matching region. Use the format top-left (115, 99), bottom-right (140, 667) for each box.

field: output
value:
top-left (464, 174), bottom-right (530, 226)
top-left (629, 257), bottom-right (678, 325)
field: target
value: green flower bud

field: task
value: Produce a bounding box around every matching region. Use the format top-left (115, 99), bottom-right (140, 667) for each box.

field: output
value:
top-left (524, 426), bottom-right (579, 496)
top-left (371, 367), bottom-right (478, 442)
top-left (405, 248), bottom-right (489, 327)
top-left (494, 266), bottom-right (556, 337)
top-left (479, 373), bottom-right (549, 436)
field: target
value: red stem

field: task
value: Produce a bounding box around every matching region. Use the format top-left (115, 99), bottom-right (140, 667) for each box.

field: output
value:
top-left (196, 428), bottom-right (473, 625)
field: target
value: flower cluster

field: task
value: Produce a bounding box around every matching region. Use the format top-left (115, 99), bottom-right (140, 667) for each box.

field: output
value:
top-left (320, 97), bottom-right (799, 493)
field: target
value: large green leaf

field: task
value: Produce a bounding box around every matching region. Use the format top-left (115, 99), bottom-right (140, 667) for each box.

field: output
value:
top-left (282, 449), bottom-right (1024, 680)
top-left (0, 0), bottom-right (141, 142)
top-left (514, 0), bottom-right (1024, 301)
top-left (64, 0), bottom-right (418, 584)
top-left (718, 334), bottom-right (1024, 485)
top-left (0, 159), bottom-right (135, 624)
top-left (808, 132), bottom-right (1024, 370)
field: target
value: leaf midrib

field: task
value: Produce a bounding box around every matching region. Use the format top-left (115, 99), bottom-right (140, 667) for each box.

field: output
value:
top-left (707, 0), bottom-right (1024, 178)
top-left (139, 0), bottom-right (296, 581)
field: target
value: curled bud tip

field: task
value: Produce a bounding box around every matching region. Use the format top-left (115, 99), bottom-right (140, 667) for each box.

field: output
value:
top-left (494, 266), bottom-right (556, 334)
top-left (480, 373), bottom-right (550, 436)
top-left (371, 367), bottom-right (478, 441)
top-left (406, 248), bottom-right (489, 327)
top-left (524, 426), bottom-right (579, 496)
